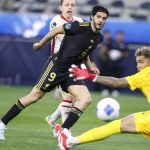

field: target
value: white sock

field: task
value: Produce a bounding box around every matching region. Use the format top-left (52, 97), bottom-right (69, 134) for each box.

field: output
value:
top-left (0, 121), bottom-right (6, 129)
top-left (50, 108), bottom-right (61, 123)
top-left (59, 100), bottom-right (73, 123)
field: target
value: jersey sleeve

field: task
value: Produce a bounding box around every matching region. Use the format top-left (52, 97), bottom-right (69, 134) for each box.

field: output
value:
top-left (63, 21), bottom-right (79, 35)
top-left (125, 71), bottom-right (146, 91)
top-left (49, 16), bottom-right (60, 31)
top-left (74, 17), bottom-right (83, 23)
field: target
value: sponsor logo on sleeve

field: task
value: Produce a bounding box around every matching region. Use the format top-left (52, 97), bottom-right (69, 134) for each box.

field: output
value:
top-left (51, 22), bottom-right (57, 28)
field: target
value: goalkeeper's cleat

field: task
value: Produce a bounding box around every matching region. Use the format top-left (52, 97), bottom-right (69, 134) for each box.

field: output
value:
top-left (45, 116), bottom-right (57, 137)
top-left (0, 121), bottom-right (5, 140)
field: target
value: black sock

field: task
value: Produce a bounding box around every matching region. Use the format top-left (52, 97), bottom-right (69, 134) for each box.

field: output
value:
top-left (1, 100), bottom-right (25, 125)
top-left (62, 107), bottom-right (83, 130)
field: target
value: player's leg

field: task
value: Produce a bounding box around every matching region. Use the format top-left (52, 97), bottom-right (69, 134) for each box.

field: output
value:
top-left (122, 111), bottom-right (150, 137)
top-left (0, 87), bottom-right (45, 140)
top-left (58, 89), bottom-right (74, 123)
top-left (53, 86), bottom-right (62, 100)
top-left (46, 87), bottom-right (61, 127)
top-left (0, 57), bottom-right (56, 140)
top-left (54, 84), bottom-right (92, 149)
top-left (75, 114), bottom-right (135, 145)
top-left (61, 84), bottom-right (92, 130)
top-left (48, 64), bottom-right (87, 127)
top-left (66, 115), bottom-right (134, 147)
top-left (61, 116), bottom-right (127, 148)
top-left (120, 114), bottom-right (136, 133)
top-left (66, 111), bottom-right (150, 148)
top-left (64, 119), bottom-right (121, 148)
top-left (46, 87), bottom-right (74, 128)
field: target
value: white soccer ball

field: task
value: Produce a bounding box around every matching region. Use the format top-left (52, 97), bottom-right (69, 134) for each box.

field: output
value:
top-left (96, 97), bottom-right (120, 121)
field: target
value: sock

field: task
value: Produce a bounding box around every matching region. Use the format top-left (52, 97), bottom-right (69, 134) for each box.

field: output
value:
top-left (50, 107), bottom-right (61, 123)
top-left (60, 100), bottom-right (73, 123)
top-left (77, 120), bottom-right (121, 144)
top-left (0, 121), bottom-right (6, 129)
top-left (62, 107), bottom-right (82, 130)
top-left (1, 100), bottom-right (25, 125)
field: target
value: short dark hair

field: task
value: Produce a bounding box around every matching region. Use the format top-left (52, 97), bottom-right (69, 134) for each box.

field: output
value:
top-left (92, 6), bottom-right (109, 17)
top-left (60, 0), bottom-right (76, 5)
top-left (60, 0), bottom-right (64, 5)
top-left (135, 47), bottom-right (150, 58)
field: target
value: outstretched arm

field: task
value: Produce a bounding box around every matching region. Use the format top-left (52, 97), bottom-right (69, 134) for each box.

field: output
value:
top-left (69, 65), bottom-right (129, 88)
top-left (33, 25), bottom-right (65, 50)
top-left (95, 76), bottom-right (128, 88)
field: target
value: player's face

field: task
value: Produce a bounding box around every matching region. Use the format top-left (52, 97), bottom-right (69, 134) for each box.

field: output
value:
top-left (91, 12), bottom-right (108, 31)
top-left (136, 55), bottom-right (150, 71)
top-left (60, 0), bottom-right (76, 19)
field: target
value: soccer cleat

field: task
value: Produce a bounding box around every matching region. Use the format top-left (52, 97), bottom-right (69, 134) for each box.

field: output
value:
top-left (54, 124), bottom-right (67, 150)
top-left (45, 116), bottom-right (57, 137)
top-left (58, 128), bottom-right (74, 150)
top-left (54, 124), bottom-right (62, 138)
top-left (59, 129), bottom-right (69, 150)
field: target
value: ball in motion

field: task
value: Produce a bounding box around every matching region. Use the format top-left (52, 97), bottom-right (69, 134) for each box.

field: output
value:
top-left (96, 97), bottom-right (120, 121)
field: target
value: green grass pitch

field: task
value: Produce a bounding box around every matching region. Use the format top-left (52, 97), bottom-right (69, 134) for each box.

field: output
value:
top-left (0, 86), bottom-right (150, 150)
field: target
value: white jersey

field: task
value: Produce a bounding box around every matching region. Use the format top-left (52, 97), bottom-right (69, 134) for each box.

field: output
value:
top-left (49, 15), bottom-right (83, 56)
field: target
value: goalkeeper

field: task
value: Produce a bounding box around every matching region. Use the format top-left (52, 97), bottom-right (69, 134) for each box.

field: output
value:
top-left (58, 46), bottom-right (150, 149)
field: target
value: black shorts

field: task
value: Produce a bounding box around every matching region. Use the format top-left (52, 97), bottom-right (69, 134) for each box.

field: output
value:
top-left (36, 57), bottom-right (84, 93)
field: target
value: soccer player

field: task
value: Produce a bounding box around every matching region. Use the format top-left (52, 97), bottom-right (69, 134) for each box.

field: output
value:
top-left (60, 46), bottom-right (150, 149)
top-left (46, 0), bottom-right (83, 128)
top-left (0, 6), bottom-right (109, 141)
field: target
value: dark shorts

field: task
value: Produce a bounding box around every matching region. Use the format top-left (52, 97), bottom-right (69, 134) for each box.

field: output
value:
top-left (35, 57), bottom-right (84, 93)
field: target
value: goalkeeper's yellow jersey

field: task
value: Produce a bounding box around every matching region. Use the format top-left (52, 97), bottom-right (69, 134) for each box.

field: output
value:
top-left (125, 66), bottom-right (150, 104)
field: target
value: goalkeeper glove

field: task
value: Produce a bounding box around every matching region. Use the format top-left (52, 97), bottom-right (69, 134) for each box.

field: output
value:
top-left (69, 65), bottom-right (97, 82)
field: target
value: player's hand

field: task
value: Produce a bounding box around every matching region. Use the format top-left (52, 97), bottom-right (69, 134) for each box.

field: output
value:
top-left (33, 42), bottom-right (42, 50)
top-left (89, 62), bottom-right (100, 75)
top-left (69, 65), bottom-right (97, 81)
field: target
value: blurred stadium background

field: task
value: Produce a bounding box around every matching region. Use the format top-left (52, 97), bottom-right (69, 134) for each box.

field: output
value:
top-left (0, 0), bottom-right (150, 89)
top-left (0, 1), bottom-right (150, 149)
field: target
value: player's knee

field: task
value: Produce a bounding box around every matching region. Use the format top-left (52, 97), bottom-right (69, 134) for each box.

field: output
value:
top-left (31, 94), bottom-right (41, 103)
top-left (62, 93), bottom-right (74, 100)
top-left (28, 89), bottom-right (44, 103)
top-left (121, 123), bottom-right (130, 132)
top-left (121, 120), bottom-right (135, 133)
top-left (82, 94), bottom-right (92, 107)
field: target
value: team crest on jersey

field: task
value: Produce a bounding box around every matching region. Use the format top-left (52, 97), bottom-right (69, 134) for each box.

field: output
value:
top-left (51, 22), bottom-right (57, 28)
top-left (64, 23), bottom-right (72, 29)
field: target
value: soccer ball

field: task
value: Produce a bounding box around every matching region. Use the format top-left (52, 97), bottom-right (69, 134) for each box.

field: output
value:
top-left (96, 97), bottom-right (120, 122)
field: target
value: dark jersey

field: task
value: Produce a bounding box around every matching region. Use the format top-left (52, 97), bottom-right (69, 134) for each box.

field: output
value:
top-left (56, 21), bottom-right (104, 70)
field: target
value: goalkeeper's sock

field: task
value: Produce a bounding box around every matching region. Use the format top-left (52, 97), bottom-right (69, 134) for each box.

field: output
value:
top-left (76, 119), bottom-right (121, 144)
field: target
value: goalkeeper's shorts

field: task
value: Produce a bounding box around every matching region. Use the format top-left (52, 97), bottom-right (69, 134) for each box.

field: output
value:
top-left (134, 110), bottom-right (150, 138)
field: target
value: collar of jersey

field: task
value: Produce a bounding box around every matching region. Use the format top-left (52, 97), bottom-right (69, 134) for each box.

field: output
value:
top-left (61, 15), bottom-right (73, 23)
